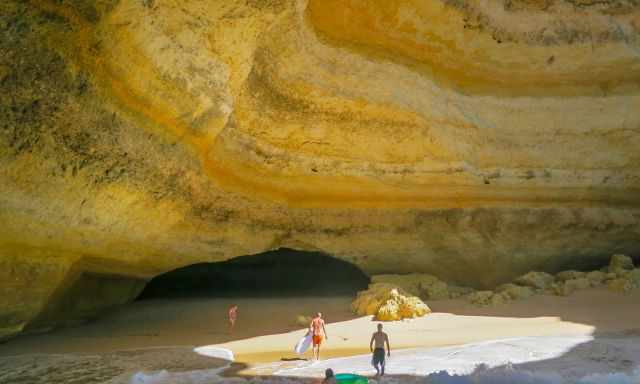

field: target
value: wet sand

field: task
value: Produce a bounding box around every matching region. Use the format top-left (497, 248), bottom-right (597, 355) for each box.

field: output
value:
top-left (0, 296), bottom-right (356, 355)
top-left (0, 296), bottom-right (356, 383)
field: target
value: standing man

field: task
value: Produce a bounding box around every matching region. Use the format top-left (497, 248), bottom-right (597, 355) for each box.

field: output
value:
top-left (228, 304), bottom-right (238, 333)
top-left (370, 323), bottom-right (390, 376)
top-left (310, 312), bottom-right (328, 360)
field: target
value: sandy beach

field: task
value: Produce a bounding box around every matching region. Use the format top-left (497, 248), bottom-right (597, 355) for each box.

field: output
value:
top-left (1, 288), bottom-right (639, 383)
top-left (212, 288), bottom-right (640, 374)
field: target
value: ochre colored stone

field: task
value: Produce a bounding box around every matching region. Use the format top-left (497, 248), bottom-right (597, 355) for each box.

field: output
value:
top-left (2, 0), bottom-right (640, 339)
top-left (352, 285), bottom-right (430, 321)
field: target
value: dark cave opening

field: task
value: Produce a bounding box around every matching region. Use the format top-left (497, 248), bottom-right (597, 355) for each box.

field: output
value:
top-left (137, 248), bottom-right (370, 299)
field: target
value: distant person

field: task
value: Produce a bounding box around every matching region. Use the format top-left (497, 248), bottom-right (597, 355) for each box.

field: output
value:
top-left (370, 323), bottom-right (390, 376)
top-left (310, 312), bottom-right (328, 360)
top-left (322, 368), bottom-right (337, 384)
top-left (228, 305), bottom-right (238, 332)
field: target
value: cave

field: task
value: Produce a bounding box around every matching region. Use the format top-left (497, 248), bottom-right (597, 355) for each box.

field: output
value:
top-left (137, 248), bottom-right (371, 300)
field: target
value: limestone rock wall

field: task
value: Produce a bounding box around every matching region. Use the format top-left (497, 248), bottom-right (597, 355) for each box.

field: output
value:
top-left (1, 0), bottom-right (640, 339)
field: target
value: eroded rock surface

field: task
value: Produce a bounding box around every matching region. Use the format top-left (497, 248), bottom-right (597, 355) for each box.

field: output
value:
top-left (2, 0), bottom-right (640, 338)
top-left (351, 284), bottom-right (431, 321)
top-left (461, 254), bottom-right (640, 306)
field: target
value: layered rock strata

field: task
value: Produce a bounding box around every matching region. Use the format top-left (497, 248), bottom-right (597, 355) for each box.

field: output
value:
top-left (2, 0), bottom-right (640, 338)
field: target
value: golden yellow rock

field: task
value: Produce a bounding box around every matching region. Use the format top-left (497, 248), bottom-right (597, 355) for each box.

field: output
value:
top-left (2, 0), bottom-right (640, 339)
top-left (376, 301), bottom-right (401, 322)
top-left (352, 284), bottom-right (431, 321)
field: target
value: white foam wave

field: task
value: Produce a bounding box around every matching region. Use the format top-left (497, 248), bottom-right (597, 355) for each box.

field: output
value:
top-left (193, 346), bottom-right (235, 362)
top-left (273, 336), bottom-right (595, 378)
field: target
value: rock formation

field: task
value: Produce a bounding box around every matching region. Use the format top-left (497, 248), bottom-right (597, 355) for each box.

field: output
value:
top-left (368, 273), bottom-right (474, 301)
top-left (464, 254), bottom-right (640, 305)
top-left (2, 0), bottom-right (640, 339)
top-left (356, 255), bottom-right (640, 310)
top-left (351, 284), bottom-right (431, 321)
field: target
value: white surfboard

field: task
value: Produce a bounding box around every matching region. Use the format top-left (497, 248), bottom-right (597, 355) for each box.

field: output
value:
top-left (294, 332), bottom-right (313, 354)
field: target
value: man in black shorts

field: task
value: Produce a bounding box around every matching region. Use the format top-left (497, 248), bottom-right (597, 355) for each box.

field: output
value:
top-left (369, 323), bottom-right (390, 376)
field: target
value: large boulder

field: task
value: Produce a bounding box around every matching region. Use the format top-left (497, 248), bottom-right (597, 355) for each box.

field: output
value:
top-left (352, 284), bottom-right (431, 321)
top-left (377, 294), bottom-right (431, 321)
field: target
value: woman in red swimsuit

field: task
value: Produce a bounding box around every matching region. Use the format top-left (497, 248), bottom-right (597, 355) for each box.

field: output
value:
top-left (228, 305), bottom-right (238, 333)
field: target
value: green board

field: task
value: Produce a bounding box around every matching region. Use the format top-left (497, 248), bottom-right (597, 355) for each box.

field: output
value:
top-left (335, 373), bottom-right (369, 384)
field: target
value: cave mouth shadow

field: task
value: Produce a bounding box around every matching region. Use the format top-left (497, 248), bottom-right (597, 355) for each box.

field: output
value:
top-left (137, 248), bottom-right (371, 300)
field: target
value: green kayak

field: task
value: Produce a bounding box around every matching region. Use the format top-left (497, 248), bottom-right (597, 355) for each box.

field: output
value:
top-left (334, 373), bottom-right (369, 384)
